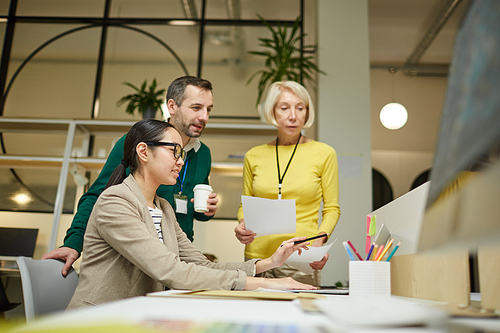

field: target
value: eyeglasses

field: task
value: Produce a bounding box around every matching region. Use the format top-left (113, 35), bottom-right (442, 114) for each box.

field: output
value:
top-left (145, 141), bottom-right (186, 160)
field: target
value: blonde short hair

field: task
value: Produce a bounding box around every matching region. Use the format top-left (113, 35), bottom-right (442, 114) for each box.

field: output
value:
top-left (262, 81), bottom-right (315, 129)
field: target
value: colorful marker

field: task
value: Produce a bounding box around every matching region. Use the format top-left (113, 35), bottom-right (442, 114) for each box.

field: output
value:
top-left (347, 240), bottom-right (364, 261)
top-left (342, 241), bottom-right (356, 261)
top-left (365, 242), bottom-right (375, 261)
top-left (374, 245), bottom-right (384, 261)
top-left (376, 238), bottom-right (394, 261)
top-left (386, 241), bottom-right (401, 261)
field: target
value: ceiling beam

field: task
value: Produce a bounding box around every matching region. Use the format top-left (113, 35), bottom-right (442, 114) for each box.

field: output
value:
top-left (406, 0), bottom-right (463, 66)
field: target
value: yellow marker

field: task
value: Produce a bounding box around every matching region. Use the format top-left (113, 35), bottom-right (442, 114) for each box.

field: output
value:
top-left (371, 245), bottom-right (379, 261)
top-left (376, 238), bottom-right (394, 261)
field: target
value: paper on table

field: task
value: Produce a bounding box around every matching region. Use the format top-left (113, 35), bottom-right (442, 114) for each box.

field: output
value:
top-left (285, 241), bottom-right (335, 274)
top-left (147, 289), bottom-right (325, 301)
top-left (241, 195), bottom-right (296, 237)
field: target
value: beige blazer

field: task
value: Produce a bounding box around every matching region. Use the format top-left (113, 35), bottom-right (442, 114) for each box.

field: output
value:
top-left (68, 175), bottom-right (256, 309)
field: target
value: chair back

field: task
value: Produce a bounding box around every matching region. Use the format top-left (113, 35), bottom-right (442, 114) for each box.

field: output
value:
top-left (16, 257), bottom-right (79, 322)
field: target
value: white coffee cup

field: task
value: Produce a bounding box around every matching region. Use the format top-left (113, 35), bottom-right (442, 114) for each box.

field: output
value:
top-left (193, 184), bottom-right (213, 213)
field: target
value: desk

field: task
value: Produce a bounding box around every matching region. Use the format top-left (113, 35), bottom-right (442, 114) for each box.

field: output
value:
top-left (0, 268), bottom-right (19, 278)
top-left (11, 292), bottom-right (500, 333)
top-left (15, 296), bottom-right (332, 332)
top-left (0, 259), bottom-right (20, 279)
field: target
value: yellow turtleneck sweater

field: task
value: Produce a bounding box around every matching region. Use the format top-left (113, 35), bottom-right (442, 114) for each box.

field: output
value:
top-left (237, 140), bottom-right (341, 259)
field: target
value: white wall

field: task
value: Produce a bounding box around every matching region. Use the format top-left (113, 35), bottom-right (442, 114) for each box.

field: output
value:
top-left (372, 150), bottom-right (433, 199)
top-left (317, 0), bottom-right (372, 285)
top-left (193, 219), bottom-right (245, 263)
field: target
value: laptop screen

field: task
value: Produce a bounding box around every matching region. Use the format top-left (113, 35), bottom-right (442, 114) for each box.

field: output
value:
top-left (0, 227), bottom-right (39, 258)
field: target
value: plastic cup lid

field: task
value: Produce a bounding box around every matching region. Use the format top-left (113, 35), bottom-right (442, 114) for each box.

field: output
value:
top-left (194, 184), bottom-right (213, 191)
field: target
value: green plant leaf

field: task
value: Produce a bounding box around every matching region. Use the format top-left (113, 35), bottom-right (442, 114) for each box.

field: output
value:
top-left (117, 79), bottom-right (166, 116)
top-left (247, 15), bottom-right (326, 106)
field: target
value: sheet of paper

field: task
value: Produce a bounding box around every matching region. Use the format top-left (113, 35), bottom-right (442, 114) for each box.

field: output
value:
top-left (147, 289), bottom-right (315, 301)
top-left (285, 241), bottom-right (335, 274)
top-left (241, 196), bottom-right (296, 237)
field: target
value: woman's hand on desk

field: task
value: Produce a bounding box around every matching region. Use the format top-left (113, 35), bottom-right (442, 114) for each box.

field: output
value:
top-left (41, 246), bottom-right (79, 277)
top-left (244, 277), bottom-right (316, 291)
top-left (234, 219), bottom-right (256, 244)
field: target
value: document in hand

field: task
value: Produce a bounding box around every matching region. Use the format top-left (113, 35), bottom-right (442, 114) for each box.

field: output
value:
top-left (285, 241), bottom-right (335, 274)
top-left (241, 196), bottom-right (296, 237)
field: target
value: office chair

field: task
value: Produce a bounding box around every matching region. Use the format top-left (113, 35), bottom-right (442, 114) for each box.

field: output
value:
top-left (16, 257), bottom-right (79, 323)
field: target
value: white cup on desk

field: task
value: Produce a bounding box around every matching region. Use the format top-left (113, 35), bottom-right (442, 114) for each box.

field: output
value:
top-left (349, 261), bottom-right (391, 297)
top-left (193, 184), bottom-right (213, 213)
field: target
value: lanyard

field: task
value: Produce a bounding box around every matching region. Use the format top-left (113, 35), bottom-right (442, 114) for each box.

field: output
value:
top-left (276, 133), bottom-right (301, 199)
top-left (178, 158), bottom-right (188, 195)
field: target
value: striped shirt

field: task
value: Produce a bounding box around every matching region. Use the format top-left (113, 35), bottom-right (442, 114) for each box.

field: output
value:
top-left (148, 206), bottom-right (163, 243)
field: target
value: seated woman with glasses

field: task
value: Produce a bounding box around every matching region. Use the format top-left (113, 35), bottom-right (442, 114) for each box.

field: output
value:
top-left (67, 119), bottom-right (315, 309)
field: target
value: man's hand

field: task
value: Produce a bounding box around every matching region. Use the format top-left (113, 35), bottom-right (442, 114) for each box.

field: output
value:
top-left (234, 219), bottom-right (256, 244)
top-left (190, 192), bottom-right (219, 216)
top-left (204, 192), bottom-right (219, 216)
top-left (41, 247), bottom-right (79, 277)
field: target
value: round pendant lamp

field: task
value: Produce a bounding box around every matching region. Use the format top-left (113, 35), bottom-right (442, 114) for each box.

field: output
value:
top-left (380, 68), bottom-right (408, 130)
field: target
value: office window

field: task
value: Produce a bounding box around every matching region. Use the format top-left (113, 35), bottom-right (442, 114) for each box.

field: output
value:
top-left (110, 0), bottom-right (187, 18)
top-left (0, 4), bottom-right (7, 15)
top-left (0, 0), bottom-right (307, 216)
top-left (201, 25), bottom-right (273, 119)
top-left (0, 168), bottom-right (77, 213)
top-left (206, 0), bottom-right (301, 21)
top-left (5, 23), bottom-right (99, 119)
top-left (17, 0), bottom-right (105, 17)
top-left (98, 24), bottom-right (195, 120)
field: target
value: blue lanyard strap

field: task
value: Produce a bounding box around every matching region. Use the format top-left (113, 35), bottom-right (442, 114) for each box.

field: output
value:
top-left (178, 158), bottom-right (189, 194)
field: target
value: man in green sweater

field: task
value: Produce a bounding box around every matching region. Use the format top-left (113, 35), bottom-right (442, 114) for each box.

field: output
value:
top-left (43, 76), bottom-right (218, 276)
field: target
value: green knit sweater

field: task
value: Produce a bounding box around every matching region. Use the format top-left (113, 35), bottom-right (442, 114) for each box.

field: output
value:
top-left (63, 134), bottom-right (213, 253)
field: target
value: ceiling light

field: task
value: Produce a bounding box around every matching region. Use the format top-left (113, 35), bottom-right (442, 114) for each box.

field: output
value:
top-left (12, 193), bottom-right (32, 205)
top-left (169, 20), bottom-right (197, 26)
top-left (380, 102), bottom-right (408, 130)
top-left (380, 68), bottom-right (408, 130)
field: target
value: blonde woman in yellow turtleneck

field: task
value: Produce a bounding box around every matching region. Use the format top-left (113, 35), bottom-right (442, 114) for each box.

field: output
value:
top-left (235, 81), bottom-right (341, 286)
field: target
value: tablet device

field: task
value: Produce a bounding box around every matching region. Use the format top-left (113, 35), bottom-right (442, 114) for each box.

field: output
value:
top-left (373, 223), bottom-right (391, 247)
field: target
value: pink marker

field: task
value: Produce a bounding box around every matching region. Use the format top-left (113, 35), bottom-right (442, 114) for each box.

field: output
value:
top-left (347, 240), bottom-right (364, 261)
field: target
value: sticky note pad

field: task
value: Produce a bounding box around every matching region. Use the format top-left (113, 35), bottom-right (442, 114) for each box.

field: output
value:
top-left (366, 215), bottom-right (372, 253)
top-left (369, 215), bottom-right (377, 236)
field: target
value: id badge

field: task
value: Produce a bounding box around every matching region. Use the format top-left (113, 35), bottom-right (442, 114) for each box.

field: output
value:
top-left (174, 194), bottom-right (188, 214)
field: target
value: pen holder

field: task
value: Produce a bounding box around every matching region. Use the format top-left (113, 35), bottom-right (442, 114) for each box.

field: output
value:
top-left (349, 261), bottom-right (391, 297)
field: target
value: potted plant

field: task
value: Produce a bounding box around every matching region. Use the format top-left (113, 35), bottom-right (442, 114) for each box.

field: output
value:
top-left (117, 78), bottom-right (166, 119)
top-left (247, 15), bottom-right (325, 107)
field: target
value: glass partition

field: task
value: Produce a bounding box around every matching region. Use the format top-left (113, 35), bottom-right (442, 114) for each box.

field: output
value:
top-left (0, 0), bottom-right (308, 216)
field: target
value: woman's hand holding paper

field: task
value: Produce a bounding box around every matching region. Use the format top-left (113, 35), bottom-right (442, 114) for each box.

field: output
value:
top-left (255, 236), bottom-right (308, 274)
top-left (234, 219), bottom-right (256, 244)
top-left (309, 232), bottom-right (329, 270)
top-left (310, 252), bottom-right (329, 270)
